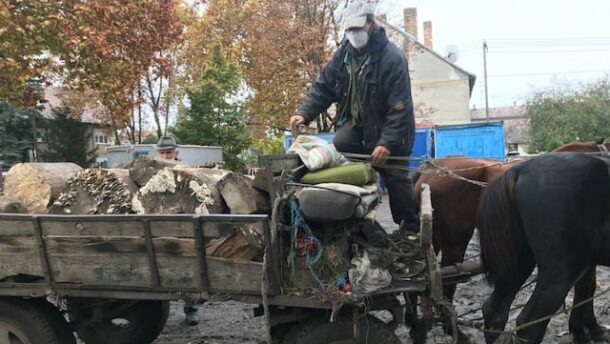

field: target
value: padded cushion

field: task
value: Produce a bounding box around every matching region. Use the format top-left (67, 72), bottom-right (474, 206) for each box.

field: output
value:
top-left (297, 185), bottom-right (379, 222)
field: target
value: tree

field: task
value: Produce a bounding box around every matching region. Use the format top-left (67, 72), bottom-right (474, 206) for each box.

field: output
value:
top-left (41, 107), bottom-right (97, 167)
top-left (173, 44), bottom-right (251, 172)
top-left (0, 101), bottom-right (34, 164)
top-left (59, 0), bottom-right (183, 143)
top-left (527, 78), bottom-right (610, 152)
top-left (0, 0), bottom-right (63, 105)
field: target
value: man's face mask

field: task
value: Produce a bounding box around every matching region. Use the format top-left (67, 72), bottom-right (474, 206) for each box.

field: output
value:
top-left (346, 28), bottom-right (369, 49)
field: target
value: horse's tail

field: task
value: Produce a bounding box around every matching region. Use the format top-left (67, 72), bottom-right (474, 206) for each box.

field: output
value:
top-left (478, 168), bottom-right (528, 285)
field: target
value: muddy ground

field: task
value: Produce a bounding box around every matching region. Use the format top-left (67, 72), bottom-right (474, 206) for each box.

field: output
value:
top-left (153, 195), bottom-right (610, 344)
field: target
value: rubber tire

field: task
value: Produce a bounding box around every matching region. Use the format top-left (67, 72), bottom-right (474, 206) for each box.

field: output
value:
top-left (27, 298), bottom-right (76, 344)
top-left (0, 298), bottom-right (70, 344)
top-left (75, 300), bottom-right (170, 344)
top-left (281, 314), bottom-right (401, 344)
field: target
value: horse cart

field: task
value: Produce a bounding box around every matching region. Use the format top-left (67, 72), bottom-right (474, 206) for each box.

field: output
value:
top-left (0, 154), bottom-right (480, 344)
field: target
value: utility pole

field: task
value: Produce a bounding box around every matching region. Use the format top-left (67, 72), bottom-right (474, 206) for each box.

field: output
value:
top-left (483, 40), bottom-right (490, 121)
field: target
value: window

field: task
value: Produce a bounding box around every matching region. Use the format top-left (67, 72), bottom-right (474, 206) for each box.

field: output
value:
top-left (94, 135), bottom-right (109, 145)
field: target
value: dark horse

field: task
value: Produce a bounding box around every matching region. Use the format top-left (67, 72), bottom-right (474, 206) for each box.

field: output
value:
top-left (478, 152), bottom-right (610, 344)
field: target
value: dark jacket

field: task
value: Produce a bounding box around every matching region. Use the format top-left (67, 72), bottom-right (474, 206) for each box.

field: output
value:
top-left (297, 27), bottom-right (415, 156)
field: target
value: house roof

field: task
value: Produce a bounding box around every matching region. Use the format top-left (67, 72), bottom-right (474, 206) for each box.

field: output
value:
top-left (377, 17), bottom-right (477, 94)
top-left (41, 87), bottom-right (104, 124)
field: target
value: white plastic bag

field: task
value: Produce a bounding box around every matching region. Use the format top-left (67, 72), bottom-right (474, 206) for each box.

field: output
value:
top-left (287, 135), bottom-right (347, 171)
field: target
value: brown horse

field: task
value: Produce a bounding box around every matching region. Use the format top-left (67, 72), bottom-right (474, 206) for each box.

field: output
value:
top-left (412, 140), bottom-right (610, 342)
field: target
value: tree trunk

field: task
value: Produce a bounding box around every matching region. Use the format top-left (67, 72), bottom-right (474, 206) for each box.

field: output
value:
top-left (217, 173), bottom-right (271, 214)
top-left (129, 156), bottom-right (184, 187)
top-left (4, 163), bottom-right (82, 213)
top-left (131, 167), bottom-right (230, 215)
top-left (0, 196), bottom-right (27, 213)
top-left (49, 168), bottom-right (137, 215)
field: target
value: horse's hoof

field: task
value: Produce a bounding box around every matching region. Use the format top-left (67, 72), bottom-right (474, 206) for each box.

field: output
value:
top-left (590, 327), bottom-right (610, 343)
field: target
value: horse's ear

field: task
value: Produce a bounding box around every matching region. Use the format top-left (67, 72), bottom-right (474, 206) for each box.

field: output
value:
top-left (595, 138), bottom-right (606, 145)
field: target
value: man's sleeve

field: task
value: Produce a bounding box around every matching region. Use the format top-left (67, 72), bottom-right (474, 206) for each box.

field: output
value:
top-left (297, 49), bottom-right (344, 124)
top-left (377, 53), bottom-right (415, 154)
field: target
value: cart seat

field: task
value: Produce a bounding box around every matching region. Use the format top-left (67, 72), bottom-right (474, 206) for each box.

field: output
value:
top-left (297, 183), bottom-right (379, 222)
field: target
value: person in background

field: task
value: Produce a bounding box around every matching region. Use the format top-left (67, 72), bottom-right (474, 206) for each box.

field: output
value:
top-left (155, 136), bottom-right (199, 326)
top-left (290, 1), bottom-right (419, 235)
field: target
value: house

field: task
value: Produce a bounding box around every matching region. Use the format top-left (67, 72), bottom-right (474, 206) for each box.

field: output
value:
top-left (38, 87), bottom-right (113, 165)
top-left (471, 103), bottom-right (530, 154)
top-left (380, 9), bottom-right (476, 125)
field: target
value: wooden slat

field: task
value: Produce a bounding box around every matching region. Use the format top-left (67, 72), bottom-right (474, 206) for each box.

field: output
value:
top-left (150, 221), bottom-right (239, 238)
top-left (49, 255), bottom-right (151, 286)
top-left (0, 235), bottom-right (37, 254)
top-left (0, 253), bottom-right (44, 280)
top-left (258, 154), bottom-right (300, 175)
top-left (0, 219), bottom-right (34, 235)
top-left (43, 236), bottom-right (198, 257)
top-left (207, 257), bottom-right (263, 294)
top-left (42, 221), bottom-right (142, 236)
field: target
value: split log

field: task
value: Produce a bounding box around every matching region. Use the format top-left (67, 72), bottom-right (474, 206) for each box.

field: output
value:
top-left (218, 173), bottom-right (271, 214)
top-left (206, 228), bottom-right (262, 261)
top-left (0, 196), bottom-right (27, 213)
top-left (4, 163), bottom-right (82, 213)
top-left (50, 169), bottom-right (136, 214)
top-left (129, 156), bottom-right (183, 187)
top-left (132, 167), bottom-right (230, 214)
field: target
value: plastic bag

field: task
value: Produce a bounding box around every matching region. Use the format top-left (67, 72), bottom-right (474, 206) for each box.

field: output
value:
top-left (287, 135), bottom-right (347, 171)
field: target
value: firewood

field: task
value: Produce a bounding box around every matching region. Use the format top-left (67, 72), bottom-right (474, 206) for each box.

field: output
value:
top-left (0, 196), bottom-right (27, 213)
top-left (129, 156), bottom-right (183, 187)
top-left (217, 173), bottom-right (271, 214)
top-left (4, 163), bottom-right (82, 213)
top-left (50, 168), bottom-right (136, 214)
top-left (131, 167), bottom-right (230, 214)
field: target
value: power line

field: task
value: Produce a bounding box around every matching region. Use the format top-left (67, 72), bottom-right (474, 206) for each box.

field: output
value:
top-left (487, 69), bottom-right (610, 79)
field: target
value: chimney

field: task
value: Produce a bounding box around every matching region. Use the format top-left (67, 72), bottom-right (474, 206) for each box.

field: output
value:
top-left (423, 21), bottom-right (433, 49)
top-left (404, 8), bottom-right (418, 40)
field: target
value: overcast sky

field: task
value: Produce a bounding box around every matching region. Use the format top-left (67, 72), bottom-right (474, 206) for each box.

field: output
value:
top-left (377, 0), bottom-right (610, 108)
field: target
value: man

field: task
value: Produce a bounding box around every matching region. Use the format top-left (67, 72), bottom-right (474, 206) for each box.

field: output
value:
top-left (155, 136), bottom-right (199, 326)
top-left (155, 136), bottom-right (179, 161)
top-left (290, 1), bottom-right (419, 234)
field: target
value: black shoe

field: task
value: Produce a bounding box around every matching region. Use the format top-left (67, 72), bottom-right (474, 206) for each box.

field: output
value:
top-left (185, 311), bottom-right (199, 326)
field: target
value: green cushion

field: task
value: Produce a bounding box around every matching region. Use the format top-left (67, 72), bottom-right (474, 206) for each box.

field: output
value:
top-left (300, 163), bottom-right (376, 186)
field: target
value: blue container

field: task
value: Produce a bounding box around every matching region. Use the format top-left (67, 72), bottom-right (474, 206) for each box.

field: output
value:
top-left (434, 122), bottom-right (506, 160)
top-left (410, 127), bottom-right (433, 168)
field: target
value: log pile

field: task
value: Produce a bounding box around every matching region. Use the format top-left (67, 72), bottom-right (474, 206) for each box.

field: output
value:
top-left (1, 157), bottom-right (271, 260)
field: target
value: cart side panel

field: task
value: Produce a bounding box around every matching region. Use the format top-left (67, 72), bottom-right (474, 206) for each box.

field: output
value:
top-left (0, 218), bottom-right (44, 280)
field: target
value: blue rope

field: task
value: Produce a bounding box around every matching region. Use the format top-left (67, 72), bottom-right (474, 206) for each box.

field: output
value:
top-left (289, 198), bottom-right (324, 267)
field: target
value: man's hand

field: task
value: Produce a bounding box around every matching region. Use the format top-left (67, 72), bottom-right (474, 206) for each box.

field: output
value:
top-left (289, 115), bottom-right (305, 127)
top-left (371, 145), bottom-right (391, 166)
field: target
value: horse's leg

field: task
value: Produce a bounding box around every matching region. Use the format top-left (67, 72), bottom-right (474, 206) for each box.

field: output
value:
top-left (482, 259), bottom-right (535, 344)
top-left (516, 269), bottom-right (580, 344)
top-left (569, 266), bottom-right (610, 343)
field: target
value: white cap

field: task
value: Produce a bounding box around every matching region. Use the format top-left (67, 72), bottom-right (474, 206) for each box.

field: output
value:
top-left (345, 1), bottom-right (376, 30)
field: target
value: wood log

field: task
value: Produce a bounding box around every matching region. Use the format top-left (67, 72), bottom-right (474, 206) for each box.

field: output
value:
top-left (0, 196), bottom-right (27, 213)
top-left (129, 156), bottom-right (183, 187)
top-left (49, 168), bottom-right (136, 214)
top-left (218, 173), bottom-right (271, 214)
top-left (206, 229), bottom-right (262, 261)
top-left (4, 163), bottom-right (82, 213)
top-left (131, 167), bottom-right (230, 214)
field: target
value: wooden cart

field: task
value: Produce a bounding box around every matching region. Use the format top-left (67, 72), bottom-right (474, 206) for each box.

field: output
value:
top-left (0, 154), bottom-right (481, 344)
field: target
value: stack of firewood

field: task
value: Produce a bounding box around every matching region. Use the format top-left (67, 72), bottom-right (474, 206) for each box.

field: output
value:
top-left (1, 156), bottom-right (272, 260)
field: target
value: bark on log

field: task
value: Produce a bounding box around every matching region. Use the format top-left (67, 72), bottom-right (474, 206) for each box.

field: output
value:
top-left (218, 173), bottom-right (271, 214)
top-left (129, 156), bottom-right (183, 187)
top-left (49, 168), bottom-right (136, 214)
top-left (0, 196), bottom-right (27, 213)
top-left (4, 163), bottom-right (82, 213)
top-left (132, 168), bottom-right (230, 214)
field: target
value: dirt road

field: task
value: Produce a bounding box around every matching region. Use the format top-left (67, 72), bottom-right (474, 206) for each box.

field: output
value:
top-left (154, 196), bottom-right (610, 343)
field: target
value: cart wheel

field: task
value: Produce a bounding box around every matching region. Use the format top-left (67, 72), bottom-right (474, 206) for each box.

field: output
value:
top-left (0, 298), bottom-right (75, 344)
top-left (281, 314), bottom-right (400, 344)
top-left (72, 299), bottom-right (170, 344)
